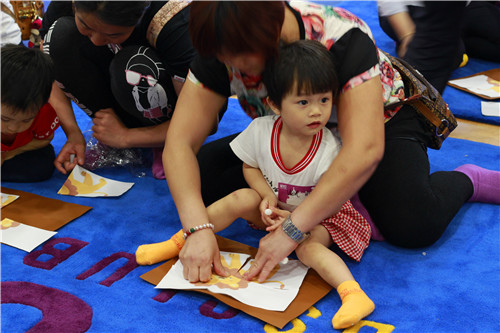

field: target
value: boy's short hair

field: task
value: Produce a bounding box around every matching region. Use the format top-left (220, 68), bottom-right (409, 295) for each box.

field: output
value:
top-left (263, 40), bottom-right (338, 108)
top-left (1, 44), bottom-right (54, 113)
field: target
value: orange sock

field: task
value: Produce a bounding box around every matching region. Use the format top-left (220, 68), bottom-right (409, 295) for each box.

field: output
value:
top-left (332, 280), bottom-right (375, 329)
top-left (135, 229), bottom-right (184, 265)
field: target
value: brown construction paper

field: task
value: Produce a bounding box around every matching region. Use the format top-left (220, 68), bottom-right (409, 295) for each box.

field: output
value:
top-left (140, 235), bottom-right (332, 329)
top-left (447, 68), bottom-right (500, 100)
top-left (1, 187), bottom-right (92, 231)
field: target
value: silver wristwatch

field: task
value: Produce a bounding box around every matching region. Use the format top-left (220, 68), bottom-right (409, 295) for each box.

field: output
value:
top-left (282, 216), bottom-right (310, 244)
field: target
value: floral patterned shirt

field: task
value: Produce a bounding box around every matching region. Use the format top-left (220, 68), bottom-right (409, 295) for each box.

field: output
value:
top-left (189, 0), bottom-right (405, 123)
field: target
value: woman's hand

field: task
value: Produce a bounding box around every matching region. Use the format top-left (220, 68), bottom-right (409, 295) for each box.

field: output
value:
top-left (179, 229), bottom-right (229, 283)
top-left (92, 108), bottom-right (129, 148)
top-left (54, 131), bottom-right (86, 174)
top-left (397, 32), bottom-right (414, 58)
top-left (243, 227), bottom-right (297, 282)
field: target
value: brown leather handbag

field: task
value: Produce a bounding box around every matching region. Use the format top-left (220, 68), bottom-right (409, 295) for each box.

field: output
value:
top-left (384, 52), bottom-right (458, 150)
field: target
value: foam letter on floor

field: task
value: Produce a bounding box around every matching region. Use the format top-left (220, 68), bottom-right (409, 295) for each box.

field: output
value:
top-left (23, 237), bottom-right (89, 270)
top-left (76, 252), bottom-right (138, 287)
top-left (343, 320), bottom-right (395, 333)
top-left (200, 300), bottom-right (239, 319)
top-left (153, 290), bottom-right (177, 303)
top-left (264, 318), bottom-right (306, 333)
top-left (1, 281), bottom-right (93, 333)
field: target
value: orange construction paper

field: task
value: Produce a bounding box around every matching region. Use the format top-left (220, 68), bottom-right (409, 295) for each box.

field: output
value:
top-left (0, 187), bottom-right (92, 231)
top-left (140, 235), bottom-right (332, 329)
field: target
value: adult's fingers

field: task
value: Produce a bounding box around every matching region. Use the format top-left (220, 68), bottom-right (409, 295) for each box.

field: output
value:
top-left (187, 266), bottom-right (201, 283)
top-left (212, 254), bottom-right (229, 278)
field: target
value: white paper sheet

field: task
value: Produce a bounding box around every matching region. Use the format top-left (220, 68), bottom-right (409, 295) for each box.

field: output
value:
top-left (156, 251), bottom-right (309, 311)
top-left (1, 192), bottom-right (19, 208)
top-left (448, 75), bottom-right (500, 99)
top-left (58, 165), bottom-right (134, 197)
top-left (1, 218), bottom-right (57, 252)
top-left (481, 101), bottom-right (500, 117)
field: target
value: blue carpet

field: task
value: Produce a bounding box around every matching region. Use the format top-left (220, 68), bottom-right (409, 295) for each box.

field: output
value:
top-left (2, 2), bottom-right (500, 332)
top-left (2, 96), bottom-right (499, 332)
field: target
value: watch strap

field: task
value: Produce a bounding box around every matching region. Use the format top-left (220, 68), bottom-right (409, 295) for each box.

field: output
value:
top-left (282, 216), bottom-right (310, 244)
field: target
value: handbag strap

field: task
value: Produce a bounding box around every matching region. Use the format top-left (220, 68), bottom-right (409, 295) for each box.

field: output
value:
top-left (386, 53), bottom-right (437, 102)
top-left (146, 0), bottom-right (192, 47)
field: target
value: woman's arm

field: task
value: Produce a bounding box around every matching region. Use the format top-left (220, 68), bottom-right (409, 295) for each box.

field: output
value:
top-left (387, 11), bottom-right (416, 57)
top-left (163, 78), bottom-right (228, 283)
top-left (245, 76), bottom-right (385, 282)
top-left (294, 76), bottom-right (385, 226)
top-left (50, 83), bottom-right (86, 174)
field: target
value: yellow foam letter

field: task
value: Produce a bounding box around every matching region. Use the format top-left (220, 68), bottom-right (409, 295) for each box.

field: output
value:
top-left (306, 306), bottom-right (321, 319)
top-left (264, 318), bottom-right (306, 333)
top-left (343, 320), bottom-right (395, 333)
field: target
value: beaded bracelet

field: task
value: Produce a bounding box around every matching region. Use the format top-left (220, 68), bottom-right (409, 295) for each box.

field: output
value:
top-left (183, 223), bottom-right (215, 240)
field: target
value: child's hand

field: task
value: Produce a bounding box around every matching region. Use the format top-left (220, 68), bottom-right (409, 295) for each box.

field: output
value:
top-left (264, 209), bottom-right (289, 232)
top-left (54, 133), bottom-right (86, 174)
top-left (259, 197), bottom-right (278, 227)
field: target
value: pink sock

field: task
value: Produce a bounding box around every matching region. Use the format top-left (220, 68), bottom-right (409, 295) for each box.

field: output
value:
top-left (152, 147), bottom-right (165, 180)
top-left (351, 193), bottom-right (385, 241)
top-left (455, 164), bottom-right (500, 204)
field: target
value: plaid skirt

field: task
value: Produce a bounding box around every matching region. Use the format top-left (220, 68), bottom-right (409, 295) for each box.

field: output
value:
top-left (320, 199), bottom-right (371, 262)
top-left (247, 199), bottom-right (371, 262)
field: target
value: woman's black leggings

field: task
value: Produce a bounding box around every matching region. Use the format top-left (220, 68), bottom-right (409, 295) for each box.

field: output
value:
top-left (197, 105), bottom-right (473, 249)
top-left (43, 17), bottom-right (177, 129)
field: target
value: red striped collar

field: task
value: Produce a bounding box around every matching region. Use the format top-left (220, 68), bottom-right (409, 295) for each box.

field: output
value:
top-left (271, 117), bottom-right (322, 175)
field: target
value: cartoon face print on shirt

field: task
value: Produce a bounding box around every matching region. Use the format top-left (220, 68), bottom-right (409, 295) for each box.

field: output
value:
top-left (125, 46), bottom-right (173, 122)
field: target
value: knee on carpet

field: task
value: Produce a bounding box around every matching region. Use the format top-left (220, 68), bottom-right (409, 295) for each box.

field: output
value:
top-left (380, 219), bottom-right (444, 248)
top-left (374, 208), bottom-right (447, 248)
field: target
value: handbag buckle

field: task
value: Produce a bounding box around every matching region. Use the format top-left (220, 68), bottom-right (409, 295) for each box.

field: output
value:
top-left (436, 119), bottom-right (450, 137)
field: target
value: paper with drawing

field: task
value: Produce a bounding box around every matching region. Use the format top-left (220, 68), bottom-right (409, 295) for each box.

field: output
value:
top-left (1, 193), bottom-right (19, 208)
top-left (448, 75), bottom-right (500, 99)
top-left (156, 251), bottom-right (309, 311)
top-left (1, 218), bottom-right (57, 252)
top-left (58, 165), bottom-right (134, 197)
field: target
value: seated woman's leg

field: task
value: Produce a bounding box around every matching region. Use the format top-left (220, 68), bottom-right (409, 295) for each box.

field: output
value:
top-left (359, 105), bottom-right (473, 248)
top-left (462, 2), bottom-right (500, 62)
top-left (2, 145), bottom-right (56, 183)
top-left (198, 133), bottom-right (249, 206)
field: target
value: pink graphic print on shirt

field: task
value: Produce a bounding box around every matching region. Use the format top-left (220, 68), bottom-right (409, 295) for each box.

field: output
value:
top-left (277, 183), bottom-right (314, 212)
